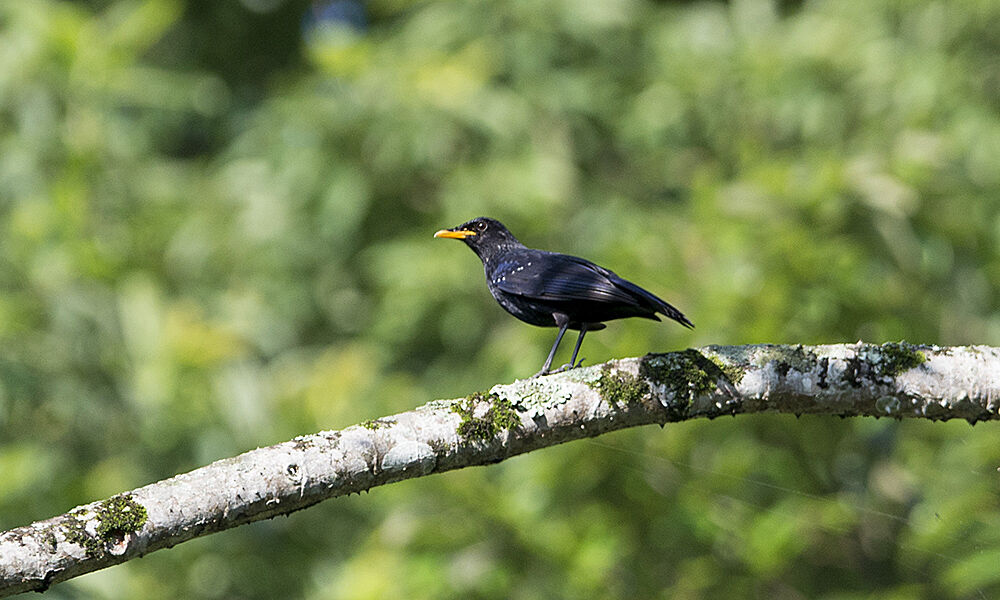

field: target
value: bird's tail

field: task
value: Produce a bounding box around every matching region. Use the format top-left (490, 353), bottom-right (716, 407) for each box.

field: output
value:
top-left (657, 300), bottom-right (694, 329)
top-left (612, 276), bottom-right (694, 329)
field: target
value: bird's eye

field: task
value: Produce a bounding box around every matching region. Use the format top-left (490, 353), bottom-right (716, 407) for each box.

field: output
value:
top-left (476, 221), bottom-right (487, 231)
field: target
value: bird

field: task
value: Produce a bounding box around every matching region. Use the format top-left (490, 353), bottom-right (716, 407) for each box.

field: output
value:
top-left (434, 217), bottom-right (693, 378)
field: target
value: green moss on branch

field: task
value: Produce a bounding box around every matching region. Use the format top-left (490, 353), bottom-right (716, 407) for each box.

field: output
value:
top-left (452, 392), bottom-right (520, 441)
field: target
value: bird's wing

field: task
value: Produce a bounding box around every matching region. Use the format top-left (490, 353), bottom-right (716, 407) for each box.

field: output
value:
top-left (492, 250), bottom-right (694, 328)
top-left (492, 252), bottom-right (644, 306)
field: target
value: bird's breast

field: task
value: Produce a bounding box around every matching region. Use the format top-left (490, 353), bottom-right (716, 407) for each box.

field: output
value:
top-left (483, 262), bottom-right (556, 327)
top-left (488, 287), bottom-right (558, 327)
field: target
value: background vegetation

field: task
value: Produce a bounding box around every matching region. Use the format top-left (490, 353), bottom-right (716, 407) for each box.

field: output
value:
top-left (2, 0), bottom-right (999, 597)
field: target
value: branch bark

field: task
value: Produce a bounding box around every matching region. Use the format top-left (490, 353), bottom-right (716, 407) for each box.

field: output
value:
top-left (2, 343), bottom-right (998, 596)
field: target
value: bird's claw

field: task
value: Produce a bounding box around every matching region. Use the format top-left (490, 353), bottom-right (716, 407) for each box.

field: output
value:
top-left (551, 358), bottom-right (586, 374)
top-left (530, 359), bottom-right (585, 379)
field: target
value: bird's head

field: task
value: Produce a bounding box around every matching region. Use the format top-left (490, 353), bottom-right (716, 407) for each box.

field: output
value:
top-left (434, 217), bottom-right (522, 261)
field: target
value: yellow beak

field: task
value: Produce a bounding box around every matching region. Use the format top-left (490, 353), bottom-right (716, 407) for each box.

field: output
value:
top-left (434, 229), bottom-right (476, 239)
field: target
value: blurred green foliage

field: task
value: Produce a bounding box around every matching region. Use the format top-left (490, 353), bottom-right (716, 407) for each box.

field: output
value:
top-left (2, 0), bottom-right (1000, 597)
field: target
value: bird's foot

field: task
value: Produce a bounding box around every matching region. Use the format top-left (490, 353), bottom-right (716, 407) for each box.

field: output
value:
top-left (530, 358), bottom-right (585, 378)
top-left (552, 358), bottom-right (586, 374)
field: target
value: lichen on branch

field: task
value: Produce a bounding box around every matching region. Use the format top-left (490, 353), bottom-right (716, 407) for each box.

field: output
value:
top-left (1, 343), bottom-right (997, 598)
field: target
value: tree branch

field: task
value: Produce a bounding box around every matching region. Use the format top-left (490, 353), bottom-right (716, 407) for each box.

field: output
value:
top-left (2, 343), bottom-right (998, 596)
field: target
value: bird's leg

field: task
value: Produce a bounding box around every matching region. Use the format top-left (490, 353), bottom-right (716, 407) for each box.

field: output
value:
top-left (532, 323), bottom-right (569, 378)
top-left (554, 325), bottom-right (588, 373)
top-left (568, 325), bottom-right (587, 369)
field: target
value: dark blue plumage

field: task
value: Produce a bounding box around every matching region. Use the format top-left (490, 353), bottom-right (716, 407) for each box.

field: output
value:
top-left (435, 217), bottom-right (693, 377)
